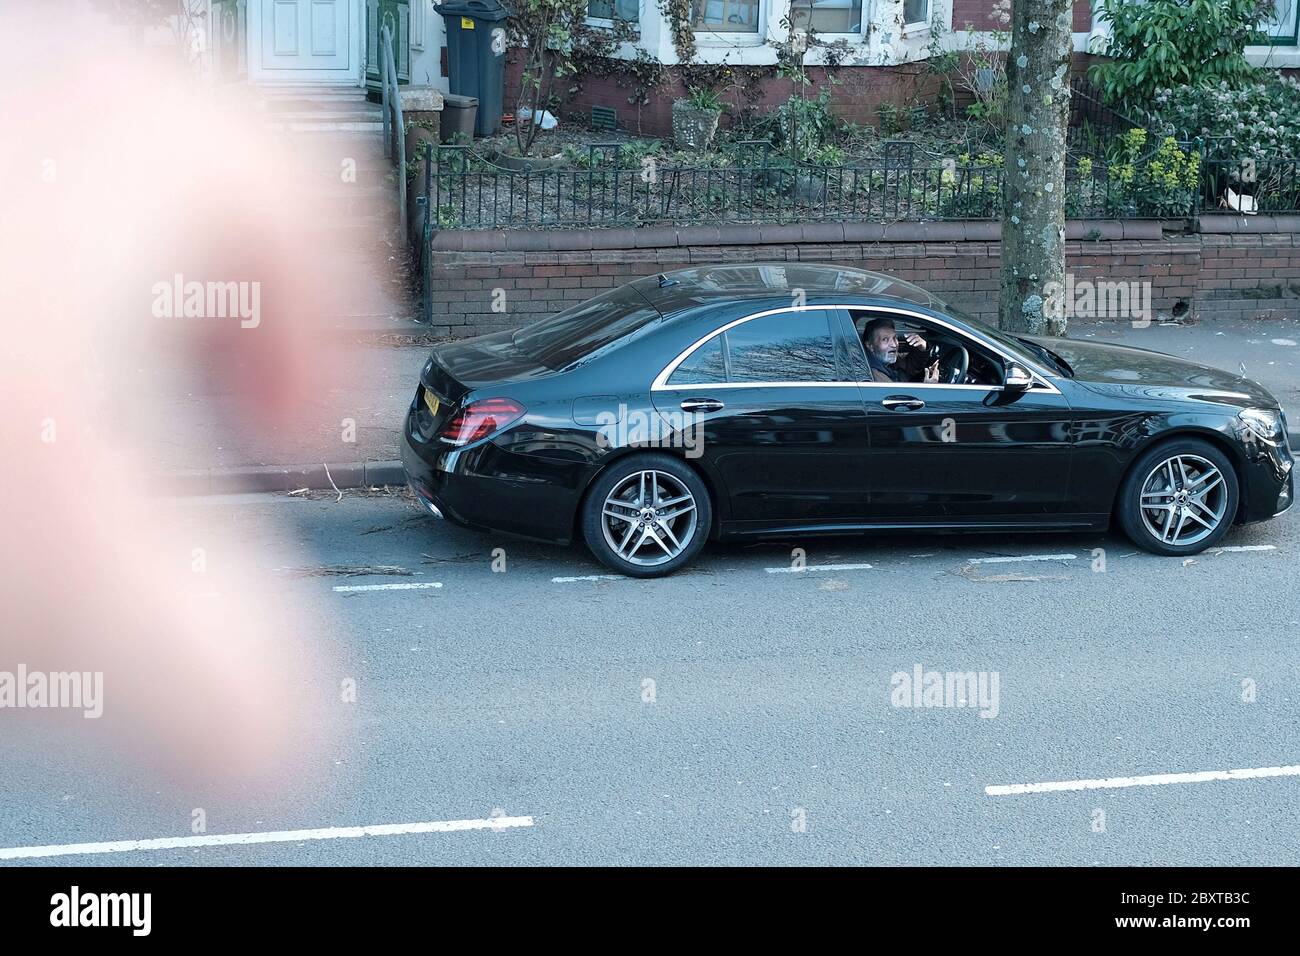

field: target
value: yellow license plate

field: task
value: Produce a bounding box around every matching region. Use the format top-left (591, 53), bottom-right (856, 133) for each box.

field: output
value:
top-left (422, 390), bottom-right (440, 416)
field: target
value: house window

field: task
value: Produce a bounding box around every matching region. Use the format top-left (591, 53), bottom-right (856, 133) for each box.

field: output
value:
top-left (588, 0), bottom-right (639, 20)
top-left (690, 0), bottom-right (761, 33)
top-left (903, 0), bottom-right (929, 27)
top-left (789, 0), bottom-right (862, 34)
top-left (1263, 0), bottom-right (1298, 43)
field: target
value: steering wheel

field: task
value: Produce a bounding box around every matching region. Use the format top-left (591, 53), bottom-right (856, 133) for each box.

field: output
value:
top-left (935, 344), bottom-right (969, 384)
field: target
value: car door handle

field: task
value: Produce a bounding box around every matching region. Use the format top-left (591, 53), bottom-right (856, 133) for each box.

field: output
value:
top-left (881, 396), bottom-right (925, 411)
top-left (680, 398), bottom-right (724, 413)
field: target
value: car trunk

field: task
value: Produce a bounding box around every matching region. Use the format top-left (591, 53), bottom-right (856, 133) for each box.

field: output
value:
top-left (412, 331), bottom-right (555, 441)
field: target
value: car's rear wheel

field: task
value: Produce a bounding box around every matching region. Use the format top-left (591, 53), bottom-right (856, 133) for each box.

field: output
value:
top-left (581, 453), bottom-right (711, 578)
top-left (1117, 438), bottom-right (1238, 556)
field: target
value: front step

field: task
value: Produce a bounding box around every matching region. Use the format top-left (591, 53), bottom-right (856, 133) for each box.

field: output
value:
top-left (255, 85), bottom-right (368, 98)
top-left (267, 120), bottom-right (386, 133)
top-left (244, 84), bottom-right (406, 256)
top-left (261, 108), bottom-right (382, 120)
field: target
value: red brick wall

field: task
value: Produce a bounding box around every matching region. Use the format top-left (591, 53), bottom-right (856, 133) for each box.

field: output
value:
top-left (501, 16), bottom-right (1103, 140)
top-left (423, 230), bottom-right (1300, 337)
top-left (504, 51), bottom-right (942, 138)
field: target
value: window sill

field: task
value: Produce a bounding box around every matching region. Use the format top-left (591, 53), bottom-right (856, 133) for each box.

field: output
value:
top-left (807, 31), bottom-right (869, 41)
top-left (583, 16), bottom-right (638, 32)
top-left (692, 30), bottom-right (765, 46)
top-left (1245, 44), bottom-right (1300, 67)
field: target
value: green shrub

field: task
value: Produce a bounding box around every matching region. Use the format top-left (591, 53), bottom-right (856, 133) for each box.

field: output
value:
top-left (773, 89), bottom-right (839, 163)
top-left (1105, 129), bottom-right (1201, 217)
top-left (1152, 77), bottom-right (1300, 160)
top-left (685, 87), bottom-right (723, 112)
top-left (1089, 0), bottom-right (1268, 107)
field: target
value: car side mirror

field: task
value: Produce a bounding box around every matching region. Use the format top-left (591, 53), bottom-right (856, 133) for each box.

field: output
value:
top-left (1004, 363), bottom-right (1033, 390)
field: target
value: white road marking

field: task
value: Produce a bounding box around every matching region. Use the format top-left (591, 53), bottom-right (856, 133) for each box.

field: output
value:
top-left (552, 574), bottom-right (626, 583)
top-left (0, 816), bottom-right (534, 860)
top-left (966, 553), bottom-right (1077, 565)
top-left (1270, 338), bottom-right (1297, 346)
top-left (332, 582), bottom-right (443, 592)
top-left (765, 563), bottom-right (874, 573)
top-left (986, 764), bottom-right (1300, 796)
top-left (1212, 545), bottom-right (1278, 553)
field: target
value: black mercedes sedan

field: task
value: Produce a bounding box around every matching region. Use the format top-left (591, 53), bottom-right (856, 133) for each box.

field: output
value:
top-left (401, 264), bottom-right (1293, 577)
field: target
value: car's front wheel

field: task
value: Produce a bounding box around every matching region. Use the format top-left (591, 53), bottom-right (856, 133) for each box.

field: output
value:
top-left (581, 453), bottom-right (712, 578)
top-left (1117, 438), bottom-right (1239, 556)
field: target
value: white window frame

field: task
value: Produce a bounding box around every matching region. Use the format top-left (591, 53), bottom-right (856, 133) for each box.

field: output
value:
top-left (691, 0), bottom-right (768, 47)
top-left (586, 0), bottom-right (642, 30)
top-left (411, 0), bottom-right (424, 50)
top-left (632, 0), bottom-right (954, 63)
top-left (787, 0), bottom-right (870, 42)
top-left (900, 0), bottom-right (931, 37)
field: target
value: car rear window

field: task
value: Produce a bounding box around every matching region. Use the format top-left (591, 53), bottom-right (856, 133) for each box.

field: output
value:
top-left (511, 288), bottom-right (661, 370)
top-left (725, 311), bottom-right (838, 383)
top-left (668, 333), bottom-right (727, 384)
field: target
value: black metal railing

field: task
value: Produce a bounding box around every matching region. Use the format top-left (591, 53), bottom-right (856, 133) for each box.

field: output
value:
top-left (422, 141), bottom-right (1297, 232)
top-left (427, 141), bottom-right (1165, 230)
top-left (1199, 155), bottom-right (1300, 215)
top-left (1067, 77), bottom-right (1150, 160)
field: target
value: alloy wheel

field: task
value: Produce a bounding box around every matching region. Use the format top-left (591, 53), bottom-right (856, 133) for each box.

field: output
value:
top-left (1138, 454), bottom-right (1228, 548)
top-left (600, 470), bottom-right (698, 568)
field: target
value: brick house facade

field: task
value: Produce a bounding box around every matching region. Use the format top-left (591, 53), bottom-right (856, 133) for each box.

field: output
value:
top-left (502, 0), bottom-right (1300, 138)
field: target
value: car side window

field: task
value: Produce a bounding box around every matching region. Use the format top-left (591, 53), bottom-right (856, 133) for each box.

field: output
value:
top-left (724, 310), bottom-right (839, 384)
top-left (668, 333), bottom-right (727, 385)
top-left (850, 310), bottom-right (1004, 387)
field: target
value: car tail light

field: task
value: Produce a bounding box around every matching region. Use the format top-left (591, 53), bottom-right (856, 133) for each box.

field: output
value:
top-left (436, 398), bottom-right (526, 446)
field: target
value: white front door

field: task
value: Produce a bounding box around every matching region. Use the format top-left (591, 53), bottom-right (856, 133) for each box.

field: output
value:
top-left (249, 0), bottom-right (360, 84)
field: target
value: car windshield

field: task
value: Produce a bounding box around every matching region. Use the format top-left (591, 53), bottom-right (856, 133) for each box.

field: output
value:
top-left (1012, 337), bottom-right (1075, 377)
top-left (942, 302), bottom-right (1073, 377)
top-left (511, 288), bottom-right (661, 370)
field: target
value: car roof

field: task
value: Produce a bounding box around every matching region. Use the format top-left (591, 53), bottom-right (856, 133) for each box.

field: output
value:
top-left (630, 263), bottom-right (946, 316)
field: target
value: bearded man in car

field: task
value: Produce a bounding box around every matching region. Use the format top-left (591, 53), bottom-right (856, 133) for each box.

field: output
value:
top-left (863, 317), bottom-right (940, 384)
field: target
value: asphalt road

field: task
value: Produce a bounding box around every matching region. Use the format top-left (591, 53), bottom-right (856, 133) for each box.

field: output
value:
top-left (3, 490), bottom-right (1298, 866)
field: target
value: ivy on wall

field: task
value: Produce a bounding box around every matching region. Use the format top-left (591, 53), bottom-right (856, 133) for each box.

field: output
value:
top-left (658, 0), bottom-right (696, 64)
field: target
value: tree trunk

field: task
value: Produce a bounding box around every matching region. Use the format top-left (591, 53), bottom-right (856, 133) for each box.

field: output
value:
top-left (999, 0), bottom-right (1073, 335)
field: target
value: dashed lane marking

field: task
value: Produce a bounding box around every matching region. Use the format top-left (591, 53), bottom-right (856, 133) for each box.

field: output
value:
top-left (986, 764), bottom-right (1300, 796)
top-left (0, 815), bottom-right (535, 860)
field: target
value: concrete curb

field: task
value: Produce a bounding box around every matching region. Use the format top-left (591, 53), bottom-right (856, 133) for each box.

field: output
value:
top-left (155, 460), bottom-right (406, 496)
top-left (155, 434), bottom-right (1300, 498)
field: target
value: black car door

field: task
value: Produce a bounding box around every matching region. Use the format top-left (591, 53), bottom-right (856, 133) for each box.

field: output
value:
top-left (843, 309), bottom-right (1076, 522)
top-left (651, 307), bottom-right (872, 527)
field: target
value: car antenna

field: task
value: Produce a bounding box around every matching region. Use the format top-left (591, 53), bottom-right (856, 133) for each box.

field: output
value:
top-left (656, 273), bottom-right (679, 288)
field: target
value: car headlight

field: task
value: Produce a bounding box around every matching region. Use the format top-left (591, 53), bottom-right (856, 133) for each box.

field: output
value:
top-left (1239, 407), bottom-right (1284, 445)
